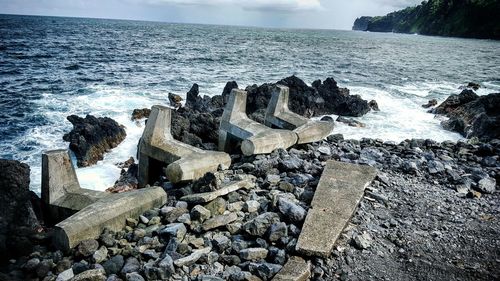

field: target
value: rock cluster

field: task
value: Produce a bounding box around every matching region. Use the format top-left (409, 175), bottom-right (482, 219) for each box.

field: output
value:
top-left (63, 115), bottom-right (127, 167)
top-left (4, 134), bottom-right (499, 280)
top-left (432, 90), bottom-right (500, 141)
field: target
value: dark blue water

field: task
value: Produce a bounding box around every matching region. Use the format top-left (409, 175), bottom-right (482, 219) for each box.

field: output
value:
top-left (1, 14), bottom-right (499, 192)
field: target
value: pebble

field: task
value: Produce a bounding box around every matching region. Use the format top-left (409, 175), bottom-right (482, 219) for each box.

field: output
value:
top-left (240, 248), bottom-right (269, 261)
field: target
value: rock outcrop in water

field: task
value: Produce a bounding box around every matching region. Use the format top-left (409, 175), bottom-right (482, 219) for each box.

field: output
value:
top-left (145, 76), bottom-right (374, 149)
top-left (63, 115), bottom-right (126, 167)
top-left (432, 90), bottom-right (500, 141)
top-left (0, 159), bottom-right (40, 261)
top-left (353, 0), bottom-right (500, 39)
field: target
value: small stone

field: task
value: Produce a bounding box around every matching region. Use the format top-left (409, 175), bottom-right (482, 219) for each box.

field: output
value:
top-left (267, 222), bottom-right (288, 242)
top-left (148, 216), bottom-right (161, 225)
top-left (36, 259), bottom-right (54, 278)
top-left (176, 201), bottom-right (188, 209)
top-left (126, 272), bottom-right (145, 281)
top-left (278, 182), bottom-right (295, 192)
top-left (102, 255), bottom-right (124, 275)
top-left (251, 262), bottom-right (282, 280)
top-left (240, 248), bottom-right (269, 261)
top-left (267, 174), bottom-right (281, 184)
top-left (205, 198), bottom-right (226, 216)
top-left (24, 257), bottom-right (40, 272)
top-left (55, 268), bottom-right (74, 281)
top-left (71, 269), bottom-right (106, 281)
top-left (244, 200), bottom-right (260, 213)
top-left (126, 218), bottom-right (138, 227)
top-left (93, 246), bottom-right (108, 263)
top-left (353, 232), bottom-right (373, 249)
top-left (132, 229), bottom-right (146, 241)
top-left (212, 236), bottom-right (231, 252)
top-left (477, 177), bottom-right (496, 194)
top-left (139, 215), bottom-right (149, 224)
top-left (203, 213), bottom-right (238, 231)
top-left (318, 146), bottom-right (331, 155)
top-left (191, 205), bottom-right (211, 222)
top-left (121, 257), bottom-right (141, 275)
top-left (160, 223), bottom-right (187, 240)
top-left (77, 239), bottom-right (99, 257)
top-left (173, 247), bottom-right (212, 267)
top-left (278, 198), bottom-right (306, 223)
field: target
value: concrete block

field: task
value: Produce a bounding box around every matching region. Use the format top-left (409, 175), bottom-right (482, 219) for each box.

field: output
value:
top-left (54, 186), bottom-right (167, 251)
top-left (296, 160), bottom-right (376, 258)
top-left (265, 85), bottom-right (334, 144)
top-left (272, 256), bottom-right (310, 281)
top-left (138, 105), bottom-right (231, 186)
top-left (219, 89), bottom-right (297, 156)
top-left (180, 175), bottom-right (255, 203)
top-left (42, 150), bottom-right (108, 222)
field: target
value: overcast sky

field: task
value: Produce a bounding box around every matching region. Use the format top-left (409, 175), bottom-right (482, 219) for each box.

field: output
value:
top-left (0, 0), bottom-right (422, 30)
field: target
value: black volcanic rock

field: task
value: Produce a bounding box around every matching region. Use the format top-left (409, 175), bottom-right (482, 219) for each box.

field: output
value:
top-left (433, 91), bottom-right (500, 141)
top-left (0, 159), bottom-right (40, 261)
top-left (63, 115), bottom-right (126, 167)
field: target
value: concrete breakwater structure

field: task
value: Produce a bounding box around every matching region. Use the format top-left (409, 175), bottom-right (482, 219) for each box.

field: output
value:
top-left (37, 89), bottom-right (379, 280)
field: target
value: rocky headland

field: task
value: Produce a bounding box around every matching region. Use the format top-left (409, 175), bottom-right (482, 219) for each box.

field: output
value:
top-left (353, 0), bottom-right (500, 40)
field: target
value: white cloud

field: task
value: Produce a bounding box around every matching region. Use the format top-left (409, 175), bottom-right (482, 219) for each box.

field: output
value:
top-left (143, 0), bottom-right (322, 12)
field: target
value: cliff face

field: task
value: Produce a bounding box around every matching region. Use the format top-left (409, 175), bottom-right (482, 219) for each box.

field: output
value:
top-left (352, 0), bottom-right (500, 39)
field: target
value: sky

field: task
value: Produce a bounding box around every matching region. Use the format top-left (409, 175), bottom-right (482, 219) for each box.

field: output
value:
top-left (0, 0), bottom-right (422, 30)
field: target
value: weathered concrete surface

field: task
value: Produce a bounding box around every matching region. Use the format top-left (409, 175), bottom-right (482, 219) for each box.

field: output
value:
top-left (272, 256), bottom-right (311, 281)
top-left (180, 175), bottom-right (255, 203)
top-left (219, 89), bottom-right (297, 156)
top-left (265, 85), bottom-right (334, 144)
top-left (138, 105), bottom-right (231, 186)
top-left (42, 149), bottom-right (109, 222)
top-left (53, 186), bottom-right (167, 251)
top-left (296, 160), bottom-right (377, 258)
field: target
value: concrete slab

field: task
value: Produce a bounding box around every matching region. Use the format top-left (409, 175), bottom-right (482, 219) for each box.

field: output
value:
top-left (219, 89), bottom-right (298, 156)
top-left (180, 175), bottom-right (255, 203)
top-left (42, 150), bottom-right (109, 222)
top-left (272, 256), bottom-right (310, 281)
top-left (265, 85), bottom-right (334, 144)
top-left (53, 186), bottom-right (167, 251)
top-left (296, 160), bottom-right (377, 258)
top-left (138, 105), bottom-right (231, 186)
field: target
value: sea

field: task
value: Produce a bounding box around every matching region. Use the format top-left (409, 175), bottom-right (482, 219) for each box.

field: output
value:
top-left (1, 14), bottom-right (499, 194)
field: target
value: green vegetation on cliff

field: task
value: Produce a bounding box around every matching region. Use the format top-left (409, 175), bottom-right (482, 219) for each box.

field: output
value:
top-left (353, 0), bottom-right (500, 39)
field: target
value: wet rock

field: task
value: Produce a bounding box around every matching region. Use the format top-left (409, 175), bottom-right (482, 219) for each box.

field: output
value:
top-left (131, 108), bottom-right (151, 120)
top-left (168, 93), bottom-right (183, 108)
top-left (368, 100), bottom-right (380, 111)
top-left (336, 116), bottom-right (366, 128)
top-left (422, 99), bottom-right (438, 108)
top-left (107, 164), bottom-right (138, 193)
top-left (63, 115), bottom-right (126, 167)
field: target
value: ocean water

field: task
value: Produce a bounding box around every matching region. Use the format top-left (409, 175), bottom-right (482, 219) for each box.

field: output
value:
top-left (1, 15), bottom-right (499, 194)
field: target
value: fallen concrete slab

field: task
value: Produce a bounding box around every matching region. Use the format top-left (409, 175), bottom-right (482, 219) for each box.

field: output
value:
top-left (296, 160), bottom-right (377, 258)
top-left (53, 186), bottom-right (167, 251)
top-left (272, 256), bottom-right (310, 281)
top-left (219, 89), bottom-right (297, 156)
top-left (265, 85), bottom-right (334, 144)
top-left (138, 105), bottom-right (231, 186)
top-left (180, 175), bottom-right (255, 203)
top-left (42, 149), bottom-right (109, 222)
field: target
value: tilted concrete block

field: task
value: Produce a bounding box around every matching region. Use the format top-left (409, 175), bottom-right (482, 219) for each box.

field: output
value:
top-left (54, 186), bottom-right (167, 250)
top-left (296, 160), bottom-right (377, 258)
top-left (265, 85), bottom-right (334, 144)
top-left (138, 105), bottom-right (231, 186)
top-left (42, 149), bottom-right (109, 222)
top-left (219, 89), bottom-right (297, 156)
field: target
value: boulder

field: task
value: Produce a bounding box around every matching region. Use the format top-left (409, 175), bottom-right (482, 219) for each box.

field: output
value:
top-left (63, 115), bottom-right (126, 167)
top-left (433, 91), bottom-right (500, 140)
top-left (131, 108), bottom-right (151, 120)
top-left (106, 163), bottom-right (138, 193)
top-left (0, 159), bottom-right (40, 261)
